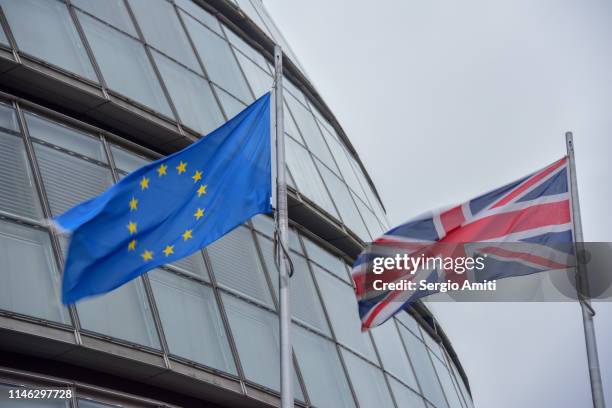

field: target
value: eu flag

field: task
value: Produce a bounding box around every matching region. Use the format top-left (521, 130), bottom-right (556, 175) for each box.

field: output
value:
top-left (55, 93), bottom-right (272, 304)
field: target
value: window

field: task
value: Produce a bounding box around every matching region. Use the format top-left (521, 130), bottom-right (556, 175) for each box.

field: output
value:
top-left (149, 269), bottom-right (236, 373)
top-left (175, 0), bottom-right (222, 35)
top-left (0, 131), bottom-right (42, 220)
top-left (224, 28), bottom-right (269, 69)
top-left (302, 237), bottom-right (349, 282)
top-left (341, 349), bottom-right (394, 408)
top-left (371, 319), bottom-right (419, 389)
top-left (78, 12), bottom-right (173, 117)
top-left (432, 356), bottom-right (464, 408)
top-left (0, 0), bottom-right (97, 81)
top-left (388, 376), bottom-right (426, 408)
top-left (152, 51), bottom-right (223, 134)
top-left (285, 93), bottom-right (337, 173)
top-left (396, 313), bottom-right (422, 338)
top-left (0, 103), bottom-right (17, 131)
top-left (72, 0), bottom-right (137, 36)
top-left (355, 194), bottom-right (383, 238)
top-left (128, 0), bottom-right (200, 72)
top-left (222, 294), bottom-right (304, 399)
top-left (214, 86), bottom-right (246, 119)
top-left (399, 326), bottom-right (449, 408)
top-left (182, 13), bottom-right (251, 102)
top-left (207, 226), bottom-right (273, 305)
top-left (167, 251), bottom-right (209, 281)
top-left (315, 269), bottom-right (377, 361)
top-left (318, 164), bottom-right (370, 241)
top-left (34, 144), bottom-right (113, 216)
top-left (76, 277), bottom-right (160, 348)
top-left (110, 144), bottom-right (151, 173)
top-left (0, 221), bottom-right (69, 323)
top-left (235, 51), bottom-right (272, 99)
top-left (285, 137), bottom-right (337, 217)
top-left (324, 134), bottom-right (365, 199)
top-left (293, 325), bottom-right (355, 408)
top-left (25, 113), bottom-right (106, 161)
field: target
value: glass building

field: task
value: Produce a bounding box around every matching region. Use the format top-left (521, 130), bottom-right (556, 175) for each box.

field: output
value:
top-left (0, 0), bottom-right (473, 407)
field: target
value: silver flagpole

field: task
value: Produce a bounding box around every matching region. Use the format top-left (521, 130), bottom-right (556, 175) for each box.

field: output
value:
top-left (566, 132), bottom-right (606, 408)
top-left (273, 45), bottom-right (293, 408)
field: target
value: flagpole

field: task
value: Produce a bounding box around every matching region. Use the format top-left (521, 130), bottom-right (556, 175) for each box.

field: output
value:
top-left (273, 45), bottom-right (293, 408)
top-left (566, 132), bottom-right (606, 408)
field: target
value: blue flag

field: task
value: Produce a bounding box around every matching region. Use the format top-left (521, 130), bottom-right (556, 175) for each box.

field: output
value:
top-left (55, 93), bottom-right (272, 304)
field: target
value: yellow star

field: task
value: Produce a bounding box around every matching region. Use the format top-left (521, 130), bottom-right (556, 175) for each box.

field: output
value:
top-left (127, 221), bottom-right (137, 235)
top-left (196, 184), bottom-right (208, 197)
top-left (182, 229), bottom-right (193, 241)
top-left (176, 161), bottom-right (187, 174)
top-left (194, 208), bottom-right (205, 220)
top-left (140, 176), bottom-right (149, 190)
top-left (163, 245), bottom-right (174, 257)
top-left (141, 250), bottom-right (153, 261)
top-left (192, 170), bottom-right (203, 183)
top-left (128, 239), bottom-right (137, 251)
top-left (157, 164), bottom-right (167, 177)
top-left (129, 197), bottom-right (138, 211)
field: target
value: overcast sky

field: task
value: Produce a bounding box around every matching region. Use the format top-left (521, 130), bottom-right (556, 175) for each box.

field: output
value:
top-left (264, 0), bottom-right (612, 406)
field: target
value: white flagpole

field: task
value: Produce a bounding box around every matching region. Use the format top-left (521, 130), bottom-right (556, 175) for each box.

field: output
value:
top-left (273, 45), bottom-right (293, 408)
top-left (566, 132), bottom-right (606, 408)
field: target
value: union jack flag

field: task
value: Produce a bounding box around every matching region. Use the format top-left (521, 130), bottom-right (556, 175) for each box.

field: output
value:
top-left (353, 157), bottom-right (575, 330)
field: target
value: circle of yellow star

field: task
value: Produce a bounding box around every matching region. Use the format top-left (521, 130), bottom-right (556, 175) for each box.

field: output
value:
top-left (129, 197), bottom-right (138, 211)
top-left (194, 208), bottom-right (204, 220)
top-left (157, 164), bottom-right (167, 177)
top-left (192, 170), bottom-right (202, 183)
top-left (128, 239), bottom-right (137, 251)
top-left (182, 229), bottom-right (193, 241)
top-left (127, 221), bottom-right (137, 234)
top-left (196, 184), bottom-right (208, 197)
top-left (141, 250), bottom-right (153, 261)
top-left (163, 245), bottom-right (174, 257)
top-left (140, 176), bottom-right (149, 190)
top-left (176, 161), bottom-right (187, 174)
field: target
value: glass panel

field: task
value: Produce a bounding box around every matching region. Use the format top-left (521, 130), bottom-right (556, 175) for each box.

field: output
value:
top-left (355, 194), bottom-right (383, 238)
top-left (318, 164), bottom-right (370, 241)
top-left (150, 269), bottom-right (236, 373)
top-left (0, 0), bottom-right (97, 80)
top-left (302, 237), bottom-right (348, 282)
top-left (350, 157), bottom-right (389, 228)
top-left (128, 0), bottom-right (200, 72)
top-left (251, 214), bottom-right (274, 237)
top-left (285, 137), bottom-right (337, 217)
top-left (450, 360), bottom-right (475, 408)
top-left (234, 0), bottom-right (271, 36)
top-left (0, 221), bottom-right (69, 323)
top-left (72, 0), bottom-right (136, 36)
top-left (284, 93), bottom-right (337, 173)
top-left (388, 376), bottom-right (426, 408)
top-left (341, 349), bottom-right (394, 408)
top-left (110, 144), bottom-right (151, 173)
top-left (78, 12), bottom-right (173, 117)
top-left (283, 78), bottom-right (307, 105)
top-left (371, 320), bottom-right (419, 389)
top-left (396, 313), bottom-right (422, 338)
top-left (293, 325), bottom-right (355, 408)
top-left (182, 13), bottom-right (251, 102)
top-left (432, 356), bottom-right (464, 408)
top-left (0, 103), bottom-right (17, 131)
top-left (222, 294), bottom-right (304, 399)
top-left (421, 328), bottom-right (445, 362)
top-left (167, 251), bottom-right (209, 280)
top-left (34, 145), bottom-right (113, 216)
top-left (326, 135), bottom-right (364, 198)
top-left (0, 131), bottom-right (42, 220)
top-left (399, 326), bottom-right (449, 408)
top-left (153, 51), bottom-right (223, 134)
top-left (77, 277), bottom-right (160, 348)
top-left (0, 23), bottom-right (7, 45)
top-left (0, 383), bottom-right (68, 407)
top-left (283, 102), bottom-right (301, 141)
top-left (235, 51), bottom-right (271, 99)
top-left (315, 269), bottom-right (377, 361)
top-left (175, 0), bottom-right (222, 35)
top-left (25, 113), bottom-right (105, 161)
top-left (207, 226), bottom-right (272, 305)
top-left (214, 85), bottom-right (246, 119)
top-left (224, 28), bottom-right (269, 69)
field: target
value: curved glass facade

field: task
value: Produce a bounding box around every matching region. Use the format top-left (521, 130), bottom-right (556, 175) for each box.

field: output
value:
top-left (0, 1), bottom-right (472, 407)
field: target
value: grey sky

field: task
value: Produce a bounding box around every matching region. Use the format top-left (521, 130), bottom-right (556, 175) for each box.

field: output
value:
top-left (264, 0), bottom-right (612, 406)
